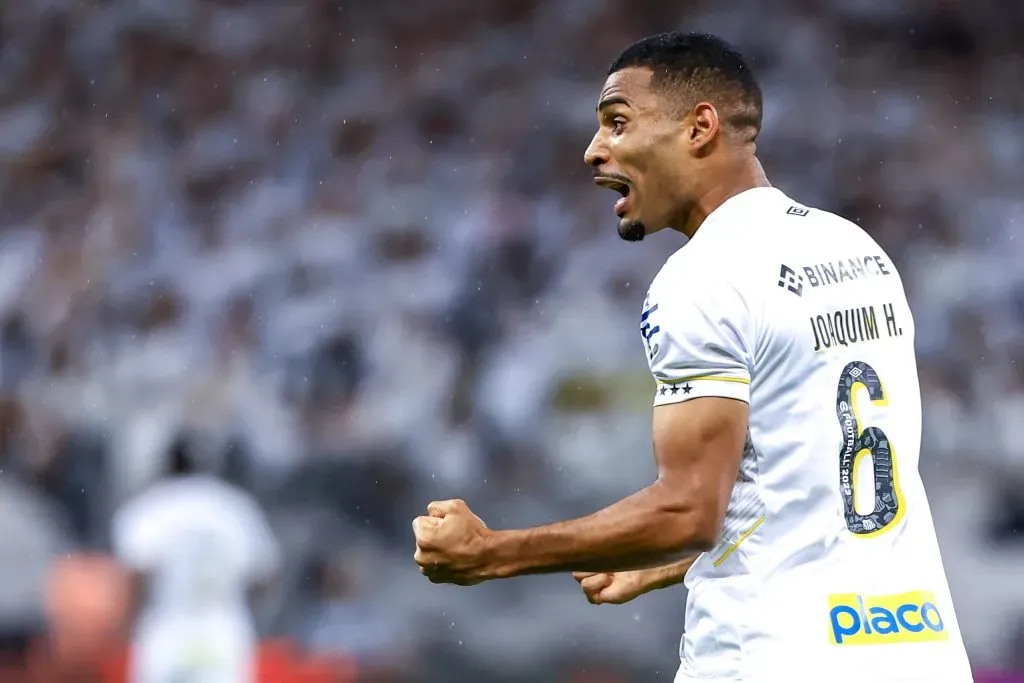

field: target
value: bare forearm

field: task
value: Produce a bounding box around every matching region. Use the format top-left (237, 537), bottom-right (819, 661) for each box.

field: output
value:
top-left (486, 479), bottom-right (710, 578)
top-left (641, 556), bottom-right (697, 592)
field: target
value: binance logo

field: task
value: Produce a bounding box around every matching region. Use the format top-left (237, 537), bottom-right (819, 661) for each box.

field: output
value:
top-left (777, 264), bottom-right (804, 297)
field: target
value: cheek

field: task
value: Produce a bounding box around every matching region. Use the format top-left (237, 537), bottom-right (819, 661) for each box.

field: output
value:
top-left (626, 131), bottom-right (673, 176)
top-left (607, 144), bottom-right (649, 191)
top-left (634, 150), bottom-right (672, 194)
top-left (607, 136), bottom-right (634, 166)
top-left (642, 139), bottom-right (685, 190)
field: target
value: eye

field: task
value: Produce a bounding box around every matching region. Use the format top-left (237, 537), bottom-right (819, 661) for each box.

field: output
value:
top-left (612, 117), bottom-right (627, 134)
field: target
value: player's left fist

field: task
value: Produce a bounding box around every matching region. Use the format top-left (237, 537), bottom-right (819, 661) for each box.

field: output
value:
top-left (413, 499), bottom-right (494, 586)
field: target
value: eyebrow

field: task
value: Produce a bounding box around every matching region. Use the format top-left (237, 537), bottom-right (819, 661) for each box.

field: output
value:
top-left (597, 95), bottom-right (630, 113)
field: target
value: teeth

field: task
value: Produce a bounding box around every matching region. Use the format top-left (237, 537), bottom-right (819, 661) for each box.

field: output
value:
top-left (595, 178), bottom-right (630, 197)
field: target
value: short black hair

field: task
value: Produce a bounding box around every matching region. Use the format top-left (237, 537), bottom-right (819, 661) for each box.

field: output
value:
top-left (609, 32), bottom-right (762, 142)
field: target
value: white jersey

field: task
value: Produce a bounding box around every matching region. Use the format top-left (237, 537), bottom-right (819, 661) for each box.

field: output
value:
top-left (112, 475), bottom-right (280, 683)
top-left (640, 187), bottom-right (972, 683)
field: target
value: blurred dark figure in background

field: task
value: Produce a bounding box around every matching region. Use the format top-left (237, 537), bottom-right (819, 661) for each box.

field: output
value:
top-left (303, 552), bottom-right (411, 683)
top-left (0, 398), bottom-right (72, 682)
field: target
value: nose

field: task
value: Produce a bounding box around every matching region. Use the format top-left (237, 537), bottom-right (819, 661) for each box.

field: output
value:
top-left (584, 131), bottom-right (608, 169)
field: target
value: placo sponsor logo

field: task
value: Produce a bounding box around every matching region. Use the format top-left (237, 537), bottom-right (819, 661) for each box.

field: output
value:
top-left (829, 591), bottom-right (948, 645)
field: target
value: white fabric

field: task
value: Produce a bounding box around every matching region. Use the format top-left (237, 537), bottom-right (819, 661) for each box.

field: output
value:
top-left (113, 475), bottom-right (279, 683)
top-left (639, 188), bottom-right (973, 683)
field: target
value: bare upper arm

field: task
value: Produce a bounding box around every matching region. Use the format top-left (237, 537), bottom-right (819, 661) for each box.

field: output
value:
top-left (652, 396), bottom-right (749, 549)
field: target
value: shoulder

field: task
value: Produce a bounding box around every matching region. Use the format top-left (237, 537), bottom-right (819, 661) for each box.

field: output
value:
top-left (642, 250), bottom-right (756, 377)
top-left (659, 187), bottom-right (888, 298)
top-left (196, 478), bottom-right (264, 520)
top-left (646, 241), bottom-right (752, 331)
top-left (655, 188), bottom-right (802, 288)
top-left (113, 486), bottom-right (173, 537)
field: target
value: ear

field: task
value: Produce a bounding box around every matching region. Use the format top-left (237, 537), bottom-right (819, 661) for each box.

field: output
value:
top-left (688, 102), bottom-right (721, 151)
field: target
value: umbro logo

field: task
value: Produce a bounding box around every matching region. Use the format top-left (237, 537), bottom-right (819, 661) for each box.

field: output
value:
top-left (777, 264), bottom-right (804, 297)
top-left (786, 206), bottom-right (809, 217)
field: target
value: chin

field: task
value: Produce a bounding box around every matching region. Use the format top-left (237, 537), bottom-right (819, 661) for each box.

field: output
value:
top-left (617, 219), bottom-right (647, 242)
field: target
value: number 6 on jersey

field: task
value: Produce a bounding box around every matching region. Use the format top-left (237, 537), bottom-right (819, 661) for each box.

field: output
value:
top-left (835, 361), bottom-right (903, 536)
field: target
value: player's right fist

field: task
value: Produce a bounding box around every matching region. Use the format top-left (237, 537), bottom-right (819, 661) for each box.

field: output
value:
top-left (572, 570), bottom-right (647, 605)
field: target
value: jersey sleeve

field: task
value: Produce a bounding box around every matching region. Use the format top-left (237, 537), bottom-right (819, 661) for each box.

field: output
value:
top-left (642, 277), bottom-right (753, 407)
top-left (111, 502), bottom-right (157, 572)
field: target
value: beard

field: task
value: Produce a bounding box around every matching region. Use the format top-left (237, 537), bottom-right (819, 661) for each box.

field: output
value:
top-left (617, 219), bottom-right (646, 242)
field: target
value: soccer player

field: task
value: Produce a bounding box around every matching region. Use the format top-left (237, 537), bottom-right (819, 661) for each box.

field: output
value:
top-left (112, 436), bottom-right (280, 683)
top-left (412, 32), bottom-right (974, 683)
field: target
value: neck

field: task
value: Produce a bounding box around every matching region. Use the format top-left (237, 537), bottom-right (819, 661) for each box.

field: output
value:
top-left (676, 157), bottom-right (770, 238)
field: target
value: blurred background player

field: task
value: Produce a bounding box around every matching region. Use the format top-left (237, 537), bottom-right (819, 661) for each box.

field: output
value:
top-left (412, 32), bottom-right (974, 683)
top-left (112, 435), bottom-right (280, 683)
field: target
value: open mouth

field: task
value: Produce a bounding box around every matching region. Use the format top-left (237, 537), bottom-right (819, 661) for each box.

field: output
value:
top-left (594, 177), bottom-right (632, 216)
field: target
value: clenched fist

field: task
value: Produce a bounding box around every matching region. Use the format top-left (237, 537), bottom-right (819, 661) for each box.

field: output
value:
top-left (572, 570), bottom-right (649, 605)
top-left (413, 499), bottom-right (495, 585)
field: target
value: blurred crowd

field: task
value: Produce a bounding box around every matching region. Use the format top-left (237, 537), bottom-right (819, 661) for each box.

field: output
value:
top-left (1, 0), bottom-right (1023, 681)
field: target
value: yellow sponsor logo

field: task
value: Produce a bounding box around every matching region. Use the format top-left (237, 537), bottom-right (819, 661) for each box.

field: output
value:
top-left (828, 591), bottom-right (948, 645)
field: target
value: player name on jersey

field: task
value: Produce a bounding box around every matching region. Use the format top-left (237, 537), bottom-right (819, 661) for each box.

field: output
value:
top-left (810, 302), bottom-right (902, 352)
